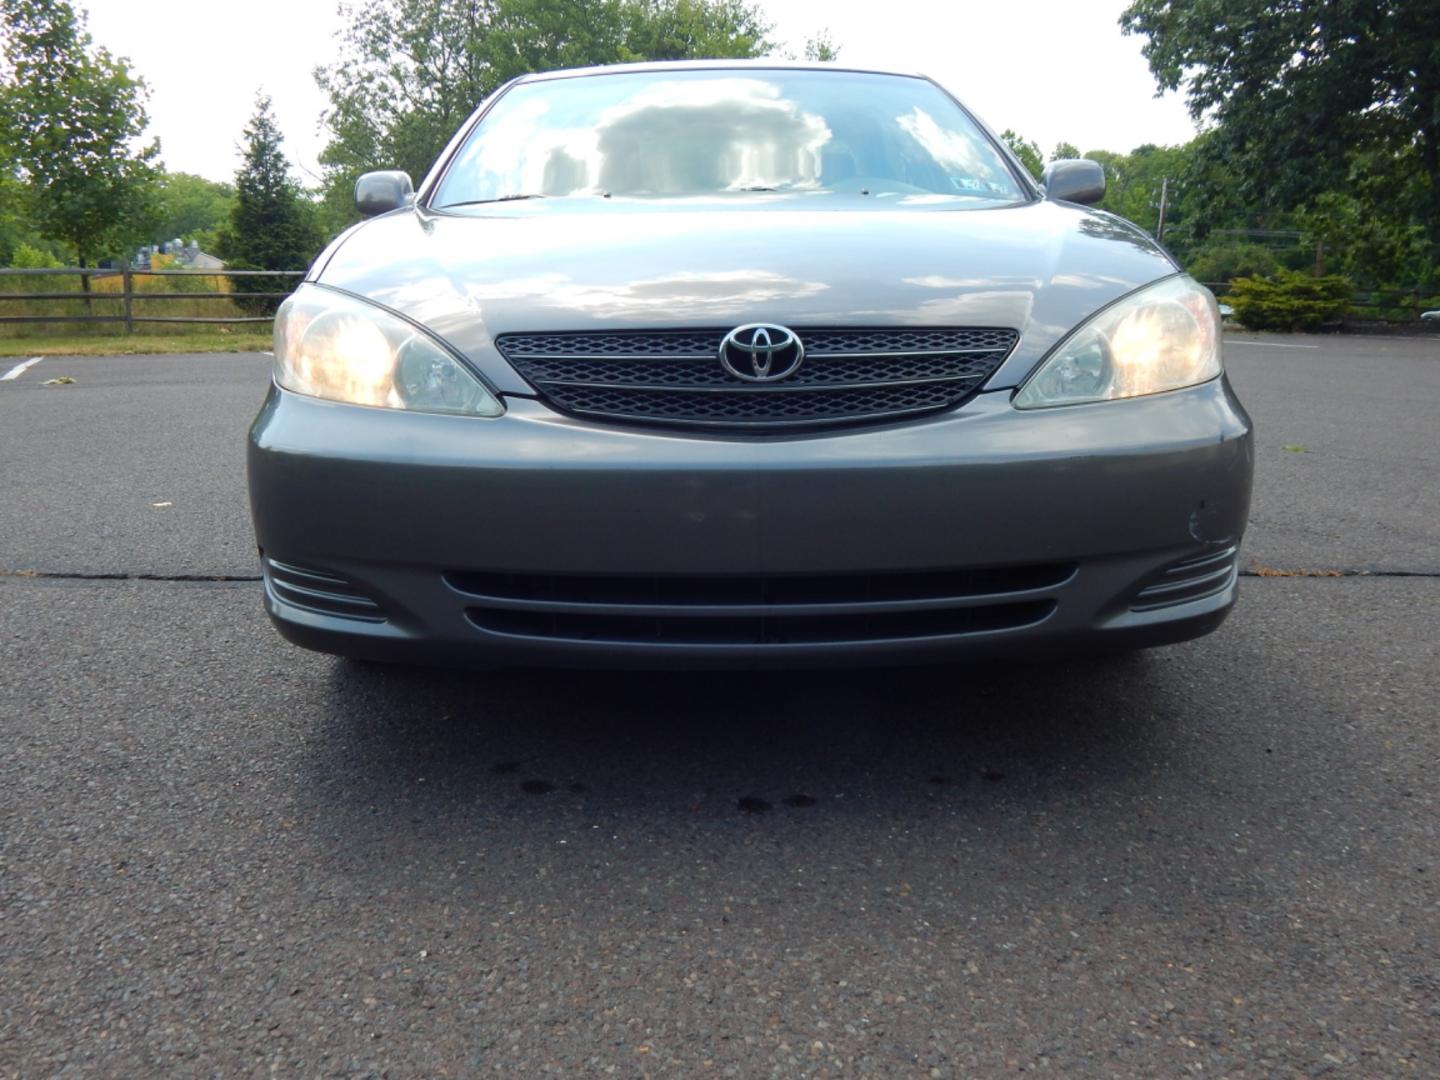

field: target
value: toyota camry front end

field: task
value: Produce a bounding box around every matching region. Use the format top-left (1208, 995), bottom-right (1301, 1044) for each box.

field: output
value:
top-left (247, 61), bottom-right (1253, 668)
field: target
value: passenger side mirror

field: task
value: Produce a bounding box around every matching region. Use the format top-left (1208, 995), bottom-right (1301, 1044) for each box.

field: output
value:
top-left (355, 170), bottom-right (415, 217)
top-left (1042, 159), bottom-right (1105, 206)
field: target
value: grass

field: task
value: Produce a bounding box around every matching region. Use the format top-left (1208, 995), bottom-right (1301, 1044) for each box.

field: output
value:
top-left (0, 331), bottom-right (272, 356)
top-left (0, 264), bottom-right (267, 332)
top-left (0, 265), bottom-right (280, 350)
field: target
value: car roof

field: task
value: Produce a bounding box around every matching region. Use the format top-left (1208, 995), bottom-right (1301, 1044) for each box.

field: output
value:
top-left (513, 59), bottom-right (930, 84)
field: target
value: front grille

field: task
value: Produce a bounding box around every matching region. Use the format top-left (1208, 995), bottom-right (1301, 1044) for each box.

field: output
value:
top-left (1130, 546), bottom-right (1238, 612)
top-left (263, 557), bottom-right (385, 622)
top-left (495, 327), bottom-right (1018, 430)
top-left (447, 563), bottom-right (1072, 647)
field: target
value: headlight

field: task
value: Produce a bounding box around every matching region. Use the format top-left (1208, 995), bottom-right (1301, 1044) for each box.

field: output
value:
top-left (1013, 275), bottom-right (1222, 409)
top-left (272, 285), bottom-right (504, 417)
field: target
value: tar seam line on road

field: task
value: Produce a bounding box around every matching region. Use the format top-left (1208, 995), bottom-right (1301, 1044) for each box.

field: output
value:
top-left (1, 356), bottom-right (44, 380)
top-left (1226, 340), bottom-right (1320, 350)
top-left (1242, 568), bottom-right (1440, 578)
top-left (0, 570), bottom-right (262, 582)
top-left (3, 568), bottom-right (1439, 584)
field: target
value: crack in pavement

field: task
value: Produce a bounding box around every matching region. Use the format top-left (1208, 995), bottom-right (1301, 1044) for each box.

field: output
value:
top-left (0, 570), bottom-right (262, 582)
top-left (1242, 568), bottom-right (1440, 578)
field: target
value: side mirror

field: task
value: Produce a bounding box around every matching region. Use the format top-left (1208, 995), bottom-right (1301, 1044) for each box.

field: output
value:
top-left (1042, 159), bottom-right (1105, 206)
top-left (355, 170), bottom-right (415, 216)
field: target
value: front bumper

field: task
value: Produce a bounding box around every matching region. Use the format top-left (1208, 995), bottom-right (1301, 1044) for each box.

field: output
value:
top-left (246, 379), bottom-right (1253, 668)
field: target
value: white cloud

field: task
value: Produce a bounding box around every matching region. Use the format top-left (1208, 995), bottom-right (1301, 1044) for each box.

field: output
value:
top-left (760, 0), bottom-right (1196, 155)
top-left (79, 0), bottom-right (1193, 185)
top-left (84, 0), bottom-right (343, 184)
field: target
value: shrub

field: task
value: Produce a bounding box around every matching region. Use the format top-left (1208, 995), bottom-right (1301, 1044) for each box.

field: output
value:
top-left (1228, 270), bottom-right (1352, 331)
top-left (9, 243), bottom-right (64, 269)
top-left (1186, 242), bottom-right (1282, 284)
top-left (1350, 289), bottom-right (1440, 323)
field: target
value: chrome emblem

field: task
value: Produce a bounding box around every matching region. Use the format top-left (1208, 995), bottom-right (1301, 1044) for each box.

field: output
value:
top-left (719, 323), bottom-right (805, 383)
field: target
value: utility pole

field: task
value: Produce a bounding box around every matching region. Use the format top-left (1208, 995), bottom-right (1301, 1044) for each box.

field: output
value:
top-left (1156, 177), bottom-right (1169, 243)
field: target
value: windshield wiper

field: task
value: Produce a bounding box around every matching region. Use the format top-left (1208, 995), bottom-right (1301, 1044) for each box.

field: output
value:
top-left (441, 193), bottom-right (549, 208)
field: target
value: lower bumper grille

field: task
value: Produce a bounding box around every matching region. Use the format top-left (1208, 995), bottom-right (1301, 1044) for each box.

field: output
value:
top-left (467, 602), bottom-right (1055, 645)
top-left (1130, 546), bottom-right (1238, 612)
top-left (494, 327), bottom-right (1018, 431)
top-left (263, 557), bottom-right (385, 622)
top-left (447, 563), bottom-right (1072, 646)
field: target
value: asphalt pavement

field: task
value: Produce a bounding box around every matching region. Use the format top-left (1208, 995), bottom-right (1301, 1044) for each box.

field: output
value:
top-left (1, 335), bottom-right (1437, 1077)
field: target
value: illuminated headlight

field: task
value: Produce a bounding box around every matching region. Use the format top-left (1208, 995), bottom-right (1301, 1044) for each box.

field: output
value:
top-left (1013, 275), bottom-right (1222, 409)
top-left (272, 285), bottom-right (503, 417)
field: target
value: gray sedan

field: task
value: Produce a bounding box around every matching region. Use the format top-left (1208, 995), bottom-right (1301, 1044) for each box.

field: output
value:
top-left (247, 61), bottom-right (1253, 667)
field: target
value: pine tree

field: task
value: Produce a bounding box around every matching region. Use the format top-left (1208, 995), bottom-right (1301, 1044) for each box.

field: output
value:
top-left (217, 95), bottom-right (323, 310)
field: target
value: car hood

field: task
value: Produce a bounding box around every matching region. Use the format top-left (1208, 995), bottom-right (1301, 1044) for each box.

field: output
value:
top-left (311, 200), bottom-right (1177, 394)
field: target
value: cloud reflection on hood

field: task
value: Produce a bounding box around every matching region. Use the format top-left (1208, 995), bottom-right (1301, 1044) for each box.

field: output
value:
top-left (463, 269), bottom-right (830, 321)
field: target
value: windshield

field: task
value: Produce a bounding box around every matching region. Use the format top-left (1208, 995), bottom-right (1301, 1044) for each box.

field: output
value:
top-left (431, 69), bottom-right (1027, 208)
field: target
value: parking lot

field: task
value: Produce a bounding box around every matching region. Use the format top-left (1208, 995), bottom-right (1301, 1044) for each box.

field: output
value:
top-left (2, 334), bottom-right (1437, 1076)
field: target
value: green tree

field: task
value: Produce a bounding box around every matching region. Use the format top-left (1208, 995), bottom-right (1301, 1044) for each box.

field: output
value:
top-left (616, 0), bottom-right (770, 62)
top-left (0, 0), bottom-right (159, 267)
top-left (1120, 0), bottom-right (1440, 246)
top-left (1050, 141), bottom-right (1081, 162)
top-left (999, 130), bottom-right (1043, 180)
top-left (1185, 241), bottom-right (1281, 284)
top-left (1090, 143), bottom-right (1190, 238)
top-left (217, 95), bottom-right (323, 310)
top-left (1296, 191), bottom-right (1430, 287)
top-left (313, 0), bottom-right (775, 232)
top-left (0, 165), bottom-right (54, 265)
top-left (803, 29), bottom-right (838, 61)
top-left (154, 172), bottom-right (236, 251)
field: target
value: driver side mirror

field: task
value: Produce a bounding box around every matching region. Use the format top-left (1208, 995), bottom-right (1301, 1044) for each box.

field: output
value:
top-left (355, 170), bottom-right (415, 216)
top-left (1042, 159), bottom-right (1105, 206)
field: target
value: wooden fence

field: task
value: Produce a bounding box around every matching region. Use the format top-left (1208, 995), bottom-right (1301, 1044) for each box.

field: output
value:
top-left (0, 266), bottom-right (305, 332)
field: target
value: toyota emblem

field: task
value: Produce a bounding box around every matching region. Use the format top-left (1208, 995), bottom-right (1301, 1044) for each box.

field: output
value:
top-left (718, 324), bottom-right (805, 382)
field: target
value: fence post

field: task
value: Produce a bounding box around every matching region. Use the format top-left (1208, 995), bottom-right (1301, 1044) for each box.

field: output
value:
top-left (122, 269), bottom-right (134, 335)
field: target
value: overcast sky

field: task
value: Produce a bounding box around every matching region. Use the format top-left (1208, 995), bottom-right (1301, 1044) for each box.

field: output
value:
top-left (83, 0), bottom-right (1198, 186)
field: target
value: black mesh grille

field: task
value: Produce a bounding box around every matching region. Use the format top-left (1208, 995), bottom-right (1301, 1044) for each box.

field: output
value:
top-left (496, 330), bottom-right (721, 358)
top-left (544, 382), bottom-right (971, 424)
top-left (495, 327), bottom-right (1018, 430)
top-left (515, 352), bottom-right (1005, 388)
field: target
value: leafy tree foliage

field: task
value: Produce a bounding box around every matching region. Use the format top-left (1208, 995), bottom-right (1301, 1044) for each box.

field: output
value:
top-left (1088, 143), bottom-right (1191, 241)
top-left (615, 0), bottom-right (770, 62)
top-left (1120, 0), bottom-right (1440, 248)
top-left (217, 96), bottom-right (324, 309)
top-left (999, 130), bottom-right (1043, 180)
top-left (155, 172), bottom-right (236, 251)
top-left (0, 166), bottom-right (48, 264)
top-left (0, 0), bottom-right (159, 265)
top-left (1185, 241), bottom-right (1281, 284)
top-left (802, 29), bottom-right (838, 61)
top-left (1295, 191), bottom-right (1430, 287)
top-left (313, 0), bottom-right (774, 231)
